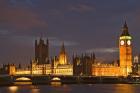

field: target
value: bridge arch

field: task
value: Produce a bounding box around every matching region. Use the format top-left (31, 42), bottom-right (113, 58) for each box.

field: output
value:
top-left (51, 77), bottom-right (61, 86)
top-left (51, 77), bottom-right (61, 81)
top-left (16, 77), bottom-right (31, 81)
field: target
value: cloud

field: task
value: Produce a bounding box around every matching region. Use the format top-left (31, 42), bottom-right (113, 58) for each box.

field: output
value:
top-left (33, 37), bottom-right (78, 46)
top-left (48, 37), bottom-right (78, 46)
top-left (0, 30), bottom-right (10, 35)
top-left (9, 0), bottom-right (34, 6)
top-left (0, 1), bottom-right (47, 36)
top-left (1, 8), bottom-right (47, 30)
top-left (48, 9), bottom-right (64, 17)
top-left (46, 3), bottom-right (95, 18)
top-left (86, 47), bottom-right (119, 53)
top-left (69, 4), bottom-right (95, 13)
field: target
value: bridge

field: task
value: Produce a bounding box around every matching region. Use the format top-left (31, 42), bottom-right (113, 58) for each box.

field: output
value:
top-left (0, 75), bottom-right (135, 85)
top-left (12, 75), bottom-right (78, 85)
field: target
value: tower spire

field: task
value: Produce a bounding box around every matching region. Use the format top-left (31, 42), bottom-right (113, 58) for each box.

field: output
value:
top-left (59, 42), bottom-right (67, 64)
top-left (121, 21), bottom-right (130, 36)
top-left (60, 42), bottom-right (65, 54)
top-left (123, 21), bottom-right (128, 28)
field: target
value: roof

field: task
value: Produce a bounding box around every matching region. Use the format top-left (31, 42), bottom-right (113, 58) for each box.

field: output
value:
top-left (121, 21), bottom-right (130, 36)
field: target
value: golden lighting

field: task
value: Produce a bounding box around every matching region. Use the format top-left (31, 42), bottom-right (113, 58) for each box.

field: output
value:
top-left (120, 36), bottom-right (132, 40)
top-left (31, 86), bottom-right (40, 93)
top-left (114, 84), bottom-right (134, 93)
top-left (8, 86), bottom-right (18, 93)
top-left (52, 77), bottom-right (61, 81)
top-left (31, 88), bottom-right (40, 93)
top-left (14, 82), bottom-right (32, 85)
top-left (16, 70), bottom-right (30, 75)
top-left (51, 77), bottom-right (61, 86)
top-left (59, 54), bottom-right (67, 65)
top-left (16, 77), bottom-right (31, 81)
top-left (51, 82), bottom-right (62, 86)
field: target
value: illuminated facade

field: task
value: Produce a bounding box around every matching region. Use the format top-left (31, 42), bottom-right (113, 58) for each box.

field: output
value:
top-left (30, 60), bottom-right (51, 75)
top-left (92, 22), bottom-right (132, 77)
top-left (15, 42), bottom-right (73, 75)
top-left (51, 43), bottom-right (73, 75)
top-left (0, 22), bottom-right (133, 77)
top-left (29, 59), bottom-right (72, 75)
top-left (119, 22), bottom-right (132, 76)
top-left (16, 68), bottom-right (30, 75)
top-left (92, 62), bottom-right (120, 76)
top-left (59, 43), bottom-right (68, 65)
top-left (4, 39), bottom-right (73, 75)
top-left (31, 64), bottom-right (72, 75)
top-left (8, 64), bottom-right (16, 75)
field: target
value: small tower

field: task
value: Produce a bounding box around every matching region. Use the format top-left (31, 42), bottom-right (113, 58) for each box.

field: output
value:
top-left (119, 21), bottom-right (132, 76)
top-left (59, 42), bottom-right (68, 65)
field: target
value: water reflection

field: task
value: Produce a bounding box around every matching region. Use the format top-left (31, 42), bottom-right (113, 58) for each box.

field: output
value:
top-left (62, 84), bottom-right (71, 93)
top-left (8, 86), bottom-right (18, 93)
top-left (4, 84), bottom-right (140, 93)
top-left (50, 84), bottom-right (71, 93)
top-left (51, 81), bottom-right (62, 87)
top-left (31, 86), bottom-right (40, 93)
top-left (8, 85), bottom-right (40, 93)
top-left (14, 81), bottom-right (32, 85)
top-left (114, 84), bottom-right (135, 93)
top-left (31, 88), bottom-right (40, 93)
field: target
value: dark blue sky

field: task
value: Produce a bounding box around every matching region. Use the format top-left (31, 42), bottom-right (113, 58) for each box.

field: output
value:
top-left (0, 0), bottom-right (140, 65)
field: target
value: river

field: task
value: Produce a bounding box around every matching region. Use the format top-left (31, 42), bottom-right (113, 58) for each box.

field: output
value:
top-left (0, 84), bottom-right (140, 93)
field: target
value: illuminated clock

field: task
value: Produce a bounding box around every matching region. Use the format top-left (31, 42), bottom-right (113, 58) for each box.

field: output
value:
top-left (120, 40), bottom-right (124, 45)
top-left (127, 40), bottom-right (131, 45)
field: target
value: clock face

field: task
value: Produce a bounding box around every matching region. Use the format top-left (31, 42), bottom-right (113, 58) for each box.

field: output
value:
top-left (120, 40), bottom-right (124, 45)
top-left (127, 40), bottom-right (131, 45)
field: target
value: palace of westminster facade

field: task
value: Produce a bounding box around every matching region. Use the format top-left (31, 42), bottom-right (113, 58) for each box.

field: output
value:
top-left (0, 22), bottom-right (134, 77)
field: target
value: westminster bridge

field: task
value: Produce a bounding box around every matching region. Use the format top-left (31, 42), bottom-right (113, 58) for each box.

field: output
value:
top-left (0, 75), bottom-right (140, 85)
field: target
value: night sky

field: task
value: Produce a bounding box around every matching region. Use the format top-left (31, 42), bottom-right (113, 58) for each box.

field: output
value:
top-left (0, 0), bottom-right (140, 65)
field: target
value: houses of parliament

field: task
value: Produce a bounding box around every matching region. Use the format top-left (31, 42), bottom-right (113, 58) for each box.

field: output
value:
top-left (0, 22), bottom-right (134, 77)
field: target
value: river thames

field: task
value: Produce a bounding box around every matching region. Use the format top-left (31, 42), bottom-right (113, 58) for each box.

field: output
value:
top-left (0, 84), bottom-right (140, 93)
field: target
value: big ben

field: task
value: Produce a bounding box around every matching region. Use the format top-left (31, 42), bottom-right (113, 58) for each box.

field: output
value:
top-left (119, 22), bottom-right (132, 76)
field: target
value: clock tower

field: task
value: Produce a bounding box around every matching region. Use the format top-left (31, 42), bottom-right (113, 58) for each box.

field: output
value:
top-left (119, 22), bottom-right (132, 76)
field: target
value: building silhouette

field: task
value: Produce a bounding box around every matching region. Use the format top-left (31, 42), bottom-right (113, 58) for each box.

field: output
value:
top-left (35, 38), bottom-right (49, 64)
top-left (73, 53), bottom-right (95, 76)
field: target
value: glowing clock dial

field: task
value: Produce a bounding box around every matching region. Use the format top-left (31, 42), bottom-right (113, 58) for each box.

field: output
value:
top-left (127, 40), bottom-right (131, 45)
top-left (120, 40), bottom-right (124, 45)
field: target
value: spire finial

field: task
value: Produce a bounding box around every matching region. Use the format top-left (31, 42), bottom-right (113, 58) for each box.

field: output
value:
top-left (123, 20), bottom-right (128, 28)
